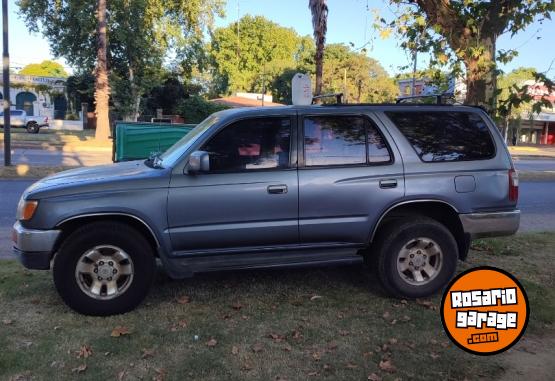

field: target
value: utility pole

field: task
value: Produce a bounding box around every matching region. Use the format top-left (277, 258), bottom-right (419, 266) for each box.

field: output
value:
top-left (2, 0), bottom-right (11, 166)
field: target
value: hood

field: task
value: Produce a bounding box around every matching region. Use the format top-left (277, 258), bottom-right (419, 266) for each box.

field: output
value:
top-left (25, 160), bottom-right (169, 199)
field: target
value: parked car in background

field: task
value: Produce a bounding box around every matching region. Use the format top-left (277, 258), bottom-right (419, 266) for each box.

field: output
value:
top-left (0, 109), bottom-right (49, 133)
top-left (13, 104), bottom-right (519, 315)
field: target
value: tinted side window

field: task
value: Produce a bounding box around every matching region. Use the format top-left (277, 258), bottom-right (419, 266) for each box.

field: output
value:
top-left (202, 117), bottom-right (291, 172)
top-left (385, 111), bottom-right (495, 162)
top-left (367, 123), bottom-right (391, 164)
top-left (303, 116), bottom-right (391, 166)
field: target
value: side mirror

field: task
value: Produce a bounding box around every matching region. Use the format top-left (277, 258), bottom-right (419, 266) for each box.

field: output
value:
top-left (188, 151), bottom-right (210, 174)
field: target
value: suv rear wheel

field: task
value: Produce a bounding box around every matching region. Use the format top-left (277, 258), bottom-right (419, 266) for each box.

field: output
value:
top-left (372, 217), bottom-right (458, 298)
top-left (53, 221), bottom-right (156, 316)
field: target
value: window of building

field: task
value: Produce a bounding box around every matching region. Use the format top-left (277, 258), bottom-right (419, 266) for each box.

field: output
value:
top-left (202, 117), bottom-right (291, 172)
top-left (385, 111), bottom-right (495, 162)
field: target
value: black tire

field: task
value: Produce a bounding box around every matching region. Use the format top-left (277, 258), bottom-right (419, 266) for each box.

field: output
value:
top-left (372, 217), bottom-right (458, 298)
top-left (53, 221), bottom-right (156, 316)
top-left (26, 122), bottom-right (40, 134)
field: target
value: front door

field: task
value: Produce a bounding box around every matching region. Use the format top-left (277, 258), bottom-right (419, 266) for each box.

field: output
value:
top-left (167, 115), bottom-right (298, 254)
top-left (298, 112), bottom-right (405, 246)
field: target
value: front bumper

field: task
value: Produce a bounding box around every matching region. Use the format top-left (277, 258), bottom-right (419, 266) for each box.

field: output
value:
top-left (459, 210), bottom-right (520, 239)
top-left (12, 221), bottom-right (60, 270)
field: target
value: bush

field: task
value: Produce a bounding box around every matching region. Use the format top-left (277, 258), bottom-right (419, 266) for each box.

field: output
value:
top-left (65, 113), bottom-right (79, 121)
top-left (177, 96), bottom-right (230, 124)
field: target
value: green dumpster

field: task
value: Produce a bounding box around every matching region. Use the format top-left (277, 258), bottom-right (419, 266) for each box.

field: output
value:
top-left (113, 122), bottom-right (196, 162)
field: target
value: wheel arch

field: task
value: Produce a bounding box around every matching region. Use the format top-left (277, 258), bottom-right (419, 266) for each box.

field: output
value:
top-left (53, 213), bottom-right (161, 257)
top-left (369, 200), bottom-right (470, 260)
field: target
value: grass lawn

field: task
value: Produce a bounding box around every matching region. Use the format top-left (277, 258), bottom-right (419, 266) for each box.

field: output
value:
top-left (1, 233), bottom-right (553, 381)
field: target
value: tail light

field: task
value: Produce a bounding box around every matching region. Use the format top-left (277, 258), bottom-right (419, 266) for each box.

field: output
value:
top-left (509, 169), bottom-right (519, 202)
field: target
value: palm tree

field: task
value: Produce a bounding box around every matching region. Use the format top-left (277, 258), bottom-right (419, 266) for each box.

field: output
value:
top-left (94, 0), bottom-right (111, 140)
top-left (309, 0), bottom-right (328, 100)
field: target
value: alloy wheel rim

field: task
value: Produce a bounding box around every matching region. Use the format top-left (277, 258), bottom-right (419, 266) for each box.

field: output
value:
top-left (74, 245), bottom-right (134, 300)
top-left (396, 237), bottom-right (443, 286)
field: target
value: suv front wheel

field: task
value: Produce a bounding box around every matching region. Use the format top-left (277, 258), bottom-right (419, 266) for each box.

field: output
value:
top-left (53, 221), bottom-right (156, 316)
top-left (373, 217), bottom-right (458, 298)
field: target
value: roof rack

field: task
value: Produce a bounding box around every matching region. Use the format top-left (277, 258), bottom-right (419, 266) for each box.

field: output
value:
top-left (396, 94), bottom-right (455, 104)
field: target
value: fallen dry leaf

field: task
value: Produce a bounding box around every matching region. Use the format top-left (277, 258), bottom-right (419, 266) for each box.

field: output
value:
top-left (117, 370), bottom-right (127, 381)
top-left (111, 326), bottom-right (131, 337)
top-left (430, 353), bottom-right (440, 360)
top-left (231, 346), bottom-right (239, 355)
top-left (339, 330), bottom-right (349, 336)
top-left (388, 338), bottom-right (398, 345)
top-left (206, 338), bottom-right (218, 347)
top-left (241, 362), bottom-right (253, 371)
top-left (327, 342), bottom-right (338, 351)
top-left (176, 295), bottom-right (190, 305)
top-left (141, 348), bottom-right (155, 359)
top-left (312, 352), bottom-right (321, 361)
top-left (379, 359), bottom-right (396, 373)
top-left (252, 342), bottom-right (264, 353)
top-left (323, 364), bottom-right (332, 371)
top-left (282, 344), bottom-right (292, 352)
top-left (368, 373), bottom-right (382, 381)
top-left (310, 295), bottom-right (322, 301)
top-left (345, 362), bottom-right (358, 369)
top-left (307, 371), bottom-right (319, 376)
top-left (292, 330), bottom-right (303, 340)
top-left (71, 364), bottom-right (87, 374)
top-left (231, 302), bottom-right (243, 310)
top-left (8, 371), bottom-right (32, 381)
top-left (268, 333), bottom-right (285, 342)
top-left (75, 345), bottom-right (93, 359)
top-left (416, 299), bottom-right (437, 310)
top-left (2, 319), bottom-right (13, 325)
top-left (153, 368), bottom-right (167, 381)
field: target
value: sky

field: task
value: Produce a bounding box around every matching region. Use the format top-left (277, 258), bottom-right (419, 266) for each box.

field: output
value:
top-left (3, 0), bottom-right (555, 77)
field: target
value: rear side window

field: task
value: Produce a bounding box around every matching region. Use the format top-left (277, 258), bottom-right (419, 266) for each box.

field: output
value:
top-left (385, 111), bottom-right (495, 162)
top-left (303, 115), bottom-right (391, 166)
top-left (10, 110), bottom-right (23, 116)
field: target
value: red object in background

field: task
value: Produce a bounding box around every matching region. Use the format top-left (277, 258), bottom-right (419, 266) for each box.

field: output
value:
top-left (539, 133), bottom-right (555, 145)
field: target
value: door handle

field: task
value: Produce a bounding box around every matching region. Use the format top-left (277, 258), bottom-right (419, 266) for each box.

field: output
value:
top-left (379, 179), bottom-right (398, 189)
top-left (267, 184), bottom-right (288, 194)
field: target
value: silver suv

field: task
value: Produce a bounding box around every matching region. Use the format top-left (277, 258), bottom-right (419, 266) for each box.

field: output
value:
top-left (13, 104), bottom-right (519, 315)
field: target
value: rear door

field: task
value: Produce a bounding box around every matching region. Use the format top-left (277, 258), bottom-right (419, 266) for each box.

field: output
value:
top-left (298, 111), bottom-right (405, 246)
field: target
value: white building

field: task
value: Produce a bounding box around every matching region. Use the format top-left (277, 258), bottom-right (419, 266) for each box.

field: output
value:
top-left (0, 73), bottom-right (67, 119)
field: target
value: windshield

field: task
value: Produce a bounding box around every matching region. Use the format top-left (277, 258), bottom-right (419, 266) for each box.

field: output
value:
top-left (159, 114), bottom-right (220, 167)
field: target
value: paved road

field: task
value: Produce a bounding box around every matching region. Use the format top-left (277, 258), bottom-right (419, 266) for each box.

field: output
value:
top-left (0, 148), bottom-right (112, 167)
top-left (1, 147), bottom-right (553, 171)
top-left (1, 179), bottom-right (554, 260)
top-left (513, 158), bottom-right (555, 172)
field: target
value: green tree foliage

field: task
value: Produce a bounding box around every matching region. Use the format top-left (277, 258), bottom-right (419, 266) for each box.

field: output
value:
top-left (66, 72), bottom-right (96, 113)
top-left (19, 60), bottom-right (68, 78)
top-left (322, 44), bottom-right (398, 103)
top-left (144, 75), bottom-right (203, 116)
top-left (176, 96), bottom-right (229, 124)
top-left (17, 0), bottom-right (224, 122)
top-left (210, 15), bottom-right (303, 97)
top-left (379, 0), bottom-right (555, 108)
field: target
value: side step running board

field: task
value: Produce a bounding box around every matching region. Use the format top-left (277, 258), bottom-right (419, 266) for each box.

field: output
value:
top-left (163, 248), bottom-right (363, 279)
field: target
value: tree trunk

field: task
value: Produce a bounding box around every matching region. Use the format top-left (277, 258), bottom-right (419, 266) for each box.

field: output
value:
top-left (464, 37), bottom-right (496, 109)
top-left (314, 47), bottom-right (323, 99)
top-left (94, 0), bottom-right (110, 141)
